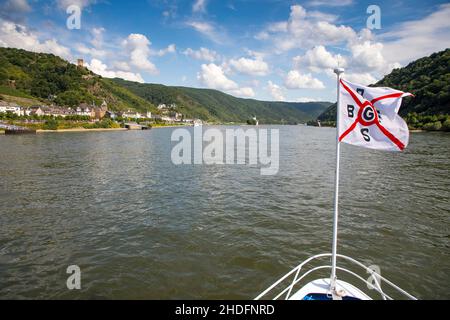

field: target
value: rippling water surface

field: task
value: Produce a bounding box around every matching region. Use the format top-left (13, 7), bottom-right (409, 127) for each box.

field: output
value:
top-left (0, 126), bottom-right (448, 299)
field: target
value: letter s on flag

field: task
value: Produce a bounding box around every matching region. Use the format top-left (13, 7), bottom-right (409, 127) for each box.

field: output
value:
top-left (337, 79), bottom-right (413, 152)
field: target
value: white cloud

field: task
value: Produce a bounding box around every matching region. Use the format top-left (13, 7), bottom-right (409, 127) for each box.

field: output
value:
top-left (343, 72), bottom-right (377, 86)
top-left (254, 31), bottom-right (269, 41)
top-left (56, 0), bottom-right (96, 10)
top-left (123, 33), bottom-right (158, 75)
top-left (293, 45), bottom-right (346, 73)
top-left (253, 5), bottom-right (407, 87)
top-left (113, 61), bottom-right (131, 71)
top-left (308, 11), bottom-right (338, 23)
top-left (197, 63), bottom-right (237, 90)
top-left (267, 81), bottom-right (285, 101)
top-left (0, 20), bottom-right (72, 60)
top-left (74, 27), bottom-right (107, 58)
top-left (255, 22), bottom-right (287, 40)
top-left (186, 21), bottom-right (223, 44)
top-left (90, 27), bottom-right (104, 48)
top-left (197, 63), bottom-right (254, 97)
top-left (257, 5), bottom-right (357, 53)
top-left (183, 47), bottom-right (219, 62)
top-left (314, 21), bottom-right (356, 43)
top-left (156, 44), bottom-right (176, 56)
top-left (4, 0), bottom-right (31, 11)
top-left (307, 0), bottom-right (353, 6)
top-left (284, 70), bottom-right (325, 89)
top-left (163, 7), bottom-right (177, 19)
top-left (292, 39), bottom-right (400, 85)
top-left (229, 57), bottom-right (270, 76)
top-left (267, 21), bottom-right (288, 33)
top-left (75, 43), bottom-right (106, 58)
top-left (192, 0), bottom-right (207, 13)
top-left (346, 40), bottom-right (401, 79)
top-left (380, 3), bottom-right (450, 64)
top-left (350, 41), bottom-right (385, 72)
top-left (187, 21), bottom-right (213, 34)
top-left (0, 0), bottom-right (31, 22)
top-left (230, 87), bottom-right (255, 98)
top-left (86, 58), bottom-right (144, 83)
top-left (245, 49), bottom-right (266, 60)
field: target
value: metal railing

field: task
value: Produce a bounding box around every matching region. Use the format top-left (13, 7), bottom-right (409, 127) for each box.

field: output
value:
top-left (255, 253), bottom-right (417, 300)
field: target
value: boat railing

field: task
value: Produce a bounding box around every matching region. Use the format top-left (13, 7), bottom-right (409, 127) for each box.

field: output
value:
top-left (255, 253), bottom-right (417, 300)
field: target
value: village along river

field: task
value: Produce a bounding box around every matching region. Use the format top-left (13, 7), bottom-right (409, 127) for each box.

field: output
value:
top-left (0, 126), bottom-right (448, 299)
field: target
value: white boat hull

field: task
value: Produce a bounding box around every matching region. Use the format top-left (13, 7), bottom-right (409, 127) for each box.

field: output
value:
top-left (289, 278), bottom-right (371, 300)
top-left (255, 253), bottom-right (417, 300)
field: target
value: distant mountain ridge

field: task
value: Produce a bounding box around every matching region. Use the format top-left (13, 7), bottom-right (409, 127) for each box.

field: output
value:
top-left (317, 48), bottom-right (450, 122)
top-left (113, 78), bottom-right (331, 124)
top-left (0, 47), bottom-right (331, 124)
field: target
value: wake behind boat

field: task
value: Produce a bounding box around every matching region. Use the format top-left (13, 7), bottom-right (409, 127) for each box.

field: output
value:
top-left (255, 68), bottom-right (417, 301)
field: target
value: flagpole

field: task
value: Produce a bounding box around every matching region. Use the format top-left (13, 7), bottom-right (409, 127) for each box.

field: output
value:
top-left (330, 67), bottom-right (344, 295)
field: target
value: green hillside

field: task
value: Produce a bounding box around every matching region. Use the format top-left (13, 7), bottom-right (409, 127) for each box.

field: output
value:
top-left (0, 47), bottom-right (156, 113)
top-left (0, 47), bottom-right (331, 124)
top-left (317, 49), bottom-right (450, 130)
top-left (113, 78), bottom-right (331, 124)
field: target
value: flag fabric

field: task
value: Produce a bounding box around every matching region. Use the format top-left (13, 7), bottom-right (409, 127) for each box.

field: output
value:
top-left (338, 78), bottom-right (413, 151)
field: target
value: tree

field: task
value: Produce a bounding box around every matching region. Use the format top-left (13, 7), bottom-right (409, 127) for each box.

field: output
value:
top-left (442, 119), bottom-right (450, 132)
top-left (43, 119), bottom-right (58, 130)
top-left (423, 121), bottom-right (442, 131)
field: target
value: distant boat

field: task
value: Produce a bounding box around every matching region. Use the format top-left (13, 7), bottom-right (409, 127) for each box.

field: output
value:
top-left (193, 119), bottom-right (203, 127)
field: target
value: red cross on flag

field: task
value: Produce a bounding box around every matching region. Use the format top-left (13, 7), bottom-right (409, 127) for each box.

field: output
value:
top-left (338, 79), bottom-right (413, 151)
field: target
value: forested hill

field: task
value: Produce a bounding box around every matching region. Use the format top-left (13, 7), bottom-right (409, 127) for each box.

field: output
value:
top-left (0, 47), bottom-right (156, 113)
top-left (0, 47), bottom-right (331, 124)
top-left (317, 49), bottom-right (450, 124)
top-left (112, 79), bottom-right (331, 123)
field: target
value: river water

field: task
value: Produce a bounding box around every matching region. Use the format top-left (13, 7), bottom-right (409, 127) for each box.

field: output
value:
top-left (0, 126), bottom-right (448, 299)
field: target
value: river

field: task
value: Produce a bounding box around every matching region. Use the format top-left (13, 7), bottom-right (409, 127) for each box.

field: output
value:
top-left (0, 126), bottom-right (448, 299)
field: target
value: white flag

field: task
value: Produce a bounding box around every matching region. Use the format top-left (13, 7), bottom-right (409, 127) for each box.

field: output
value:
top-left (338, 78), bottom-right (413, 151)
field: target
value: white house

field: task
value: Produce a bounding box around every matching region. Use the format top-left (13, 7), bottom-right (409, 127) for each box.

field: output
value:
top-left (122, 110), bottom-right (142, 119)
top-left (76, 104), bottom-right (92, 117)
top-left (0, 102), bottom-right (7, 114)
top-left (0, 102), bottom-right (24, 116)
top-left (26, 106), bottom-right (45, 117)
top-left (161, 115), bottom-right (176, 122)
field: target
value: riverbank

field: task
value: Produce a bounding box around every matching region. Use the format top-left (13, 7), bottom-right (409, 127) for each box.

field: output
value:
top-left (151, 124), bottom-right (191, 129)
top-left (35, 124), bottom-right (190, 133)
top-left (37, 127), bottom-right (128, 133)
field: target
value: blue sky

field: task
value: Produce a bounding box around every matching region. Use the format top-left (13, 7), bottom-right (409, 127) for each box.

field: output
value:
top-left (0, 0), bottom-right (449, 102)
